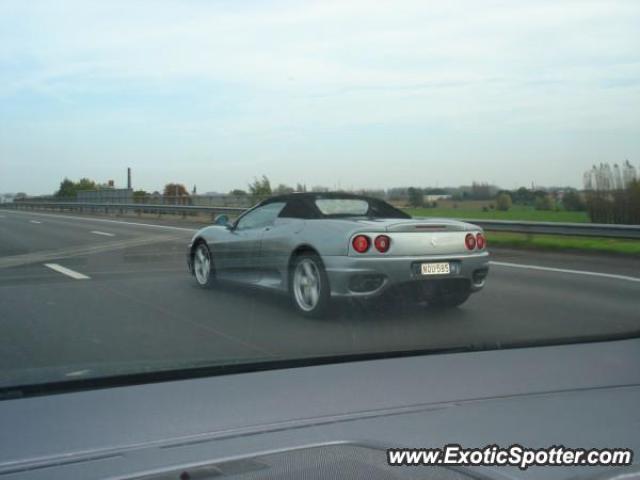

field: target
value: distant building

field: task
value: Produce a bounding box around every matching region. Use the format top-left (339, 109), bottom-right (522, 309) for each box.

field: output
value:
top-left (424, 194), bottom-right (452, 202)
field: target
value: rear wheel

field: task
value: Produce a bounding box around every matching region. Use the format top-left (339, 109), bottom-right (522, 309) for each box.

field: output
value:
top-left (290, 253), bottom-right (331, 318)
top-left (193, 242), bottom-right (216, 288)
top-left (425, 281), bottom-right (471, 308)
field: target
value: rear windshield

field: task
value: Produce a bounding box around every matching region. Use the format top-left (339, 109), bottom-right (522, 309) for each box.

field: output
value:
top-left (314, 198), bottom-right (411, 219)
top-left (315, 199), bottom-right (368, 216)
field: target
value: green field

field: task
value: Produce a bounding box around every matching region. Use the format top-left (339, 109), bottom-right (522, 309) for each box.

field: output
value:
top-left (405, 202), bottom-right (589, 223)
top-left (402, 201), bottom-right (640, 256)
top-left (487, 232), bottom-right (640, 256)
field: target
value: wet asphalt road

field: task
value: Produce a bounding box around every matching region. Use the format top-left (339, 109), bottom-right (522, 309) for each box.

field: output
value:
top-left (1, 208), bottom-right (638, 386)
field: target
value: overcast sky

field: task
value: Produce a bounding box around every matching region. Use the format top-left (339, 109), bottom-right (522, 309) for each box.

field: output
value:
top-left (1, 0), bottom-right (639, 194)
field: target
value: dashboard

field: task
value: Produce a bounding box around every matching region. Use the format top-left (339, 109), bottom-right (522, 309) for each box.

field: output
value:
top-left (0, 338), bottom-right (639, 480)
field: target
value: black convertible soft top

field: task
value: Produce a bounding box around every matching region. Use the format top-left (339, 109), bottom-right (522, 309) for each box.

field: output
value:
top-left (260, 192), bottom-right (411, 219)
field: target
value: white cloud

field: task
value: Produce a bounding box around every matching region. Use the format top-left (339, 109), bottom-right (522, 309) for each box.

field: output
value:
top-left (3, 0), bottom-right (637, 90)
top-left (1, 0), bottom-right (639, 192)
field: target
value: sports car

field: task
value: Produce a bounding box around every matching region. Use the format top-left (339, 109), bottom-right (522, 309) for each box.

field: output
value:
top-left (187, 192), bottom-right (489, 317)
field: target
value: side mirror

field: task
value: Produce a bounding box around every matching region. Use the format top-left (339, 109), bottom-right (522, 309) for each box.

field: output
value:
top-left (214, 214), bottom-right (231, 228)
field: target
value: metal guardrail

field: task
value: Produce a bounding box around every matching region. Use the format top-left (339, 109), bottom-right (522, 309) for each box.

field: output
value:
top-left (2, 201), bottom-right (640, 239)
top-left (465, 219), bottom-right (640, 240)
top-left (0, 201), bottom-right (245, 222)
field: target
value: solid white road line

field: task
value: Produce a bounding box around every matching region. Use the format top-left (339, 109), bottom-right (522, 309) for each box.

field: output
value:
top-left (44, 263), bottom-right (90, 280)
top-left (91, 230), bottom-right (115, 237)
top-left (5, 210), bottom-right (195, 232)
top-left (29, 220), bottom-right (42, 224)
top-left (490, 261), bottom-right (640, 283)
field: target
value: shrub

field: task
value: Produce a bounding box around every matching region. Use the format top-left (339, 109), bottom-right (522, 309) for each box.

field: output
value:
top-left (562, 191), bottom-right (586, 211)
top-left (407, 187), bottom-right (424, 207)
top-left (535, 195), bottom-right (555, 211)
top-left (496, 193), bottom-right (512, 211)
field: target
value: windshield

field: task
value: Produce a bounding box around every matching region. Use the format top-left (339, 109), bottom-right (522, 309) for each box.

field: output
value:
top-left (0, 1), bottom-right (639, 395)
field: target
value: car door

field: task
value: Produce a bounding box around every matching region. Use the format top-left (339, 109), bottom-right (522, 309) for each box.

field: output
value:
top-left (258, 197), bottom-right (316, 288)
top-left (219, 202), bottom-right (285, 283)
top-left (259, 217), bottom-right (305, 288)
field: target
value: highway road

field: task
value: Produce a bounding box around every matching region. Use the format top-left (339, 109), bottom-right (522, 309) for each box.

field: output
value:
top-left (1, 208), bottom-right (639, 388)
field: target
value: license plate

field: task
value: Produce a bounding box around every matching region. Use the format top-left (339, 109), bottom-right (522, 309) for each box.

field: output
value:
top-left (421, 262), bottom-right (450, 275)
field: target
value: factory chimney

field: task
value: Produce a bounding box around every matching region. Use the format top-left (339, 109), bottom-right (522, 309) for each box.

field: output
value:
top-left (127, 168), bottom-right (132, 190)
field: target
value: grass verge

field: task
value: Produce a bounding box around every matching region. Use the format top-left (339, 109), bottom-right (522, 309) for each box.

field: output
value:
top-left (406, 205), bottom-right (589, 223)
top-left (487, 232), bottom-right (640, 256)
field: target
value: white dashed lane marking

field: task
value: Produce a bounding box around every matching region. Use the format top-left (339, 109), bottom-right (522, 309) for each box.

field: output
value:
top-left (4, 209), bottom-right (195, 232)
top-left (91, 230), bottom-right (115, 237)
top-left (44, 263), bottom-right (91, 280)
top-left (29, 220), bottom-right (42, 224)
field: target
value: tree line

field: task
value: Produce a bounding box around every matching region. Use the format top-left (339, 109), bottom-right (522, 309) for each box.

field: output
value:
top-left (586, 182), bottom-right (640, 224)
top-left (48, 170), bottom-right (640, 224)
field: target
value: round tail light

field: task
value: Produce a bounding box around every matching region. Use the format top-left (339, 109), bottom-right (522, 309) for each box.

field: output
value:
top-left (476, 233), bottom-right (486, 249)
top-left (465, 233), bottom-right (476, 250)
top-left (352, 235), bottom-right (370, 253)
top-left (374, 235), bottom-right (391, 253)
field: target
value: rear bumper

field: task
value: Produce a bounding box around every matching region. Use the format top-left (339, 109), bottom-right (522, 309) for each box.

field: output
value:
top-left (323, 252), bottom-right (490, 297)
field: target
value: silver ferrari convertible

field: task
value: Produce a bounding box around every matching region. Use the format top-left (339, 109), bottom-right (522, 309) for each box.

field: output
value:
top-left (187, 193), bottom-right (489, 317)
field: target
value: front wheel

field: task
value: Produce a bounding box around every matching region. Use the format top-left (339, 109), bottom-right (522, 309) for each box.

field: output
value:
top-left (290, 253), bottom-right (331, 318)
top-left (193, 242), bottom-right (216, 288)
